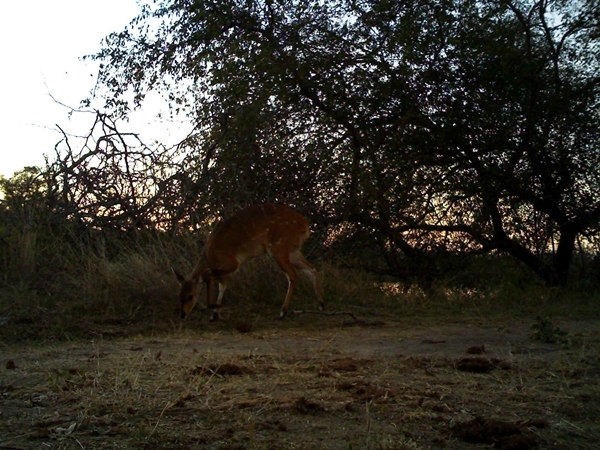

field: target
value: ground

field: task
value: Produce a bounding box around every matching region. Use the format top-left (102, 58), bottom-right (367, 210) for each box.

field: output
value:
top-left (1, 315), bottom-right (599, 449)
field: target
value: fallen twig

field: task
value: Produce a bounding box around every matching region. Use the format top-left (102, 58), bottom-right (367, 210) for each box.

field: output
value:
top-left (292, 310), bottom-right (384, 326)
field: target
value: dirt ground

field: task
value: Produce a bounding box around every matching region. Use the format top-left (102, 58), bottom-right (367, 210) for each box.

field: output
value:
top-left (1, 316), bottom-right (599, 449)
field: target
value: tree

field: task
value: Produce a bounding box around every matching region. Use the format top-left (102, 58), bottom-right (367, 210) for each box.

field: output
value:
top-left (87, 0), bottom-right (600, 286)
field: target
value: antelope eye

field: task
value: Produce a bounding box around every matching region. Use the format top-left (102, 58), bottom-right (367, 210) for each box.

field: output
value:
top-left (188, 295), bottom-right (194, 302)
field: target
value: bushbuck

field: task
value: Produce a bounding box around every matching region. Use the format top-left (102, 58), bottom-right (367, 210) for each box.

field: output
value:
top-left (174, 203), bottom-right (324, 320)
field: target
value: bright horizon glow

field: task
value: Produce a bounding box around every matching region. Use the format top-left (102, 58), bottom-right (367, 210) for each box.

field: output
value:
top-left (0, 0), bottom-right (190, 179)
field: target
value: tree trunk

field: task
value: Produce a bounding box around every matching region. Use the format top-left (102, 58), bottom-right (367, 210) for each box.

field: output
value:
top-left (554, 222), bottom-right (579, 286)
top-left (489, 204), bottom-right (557, 285)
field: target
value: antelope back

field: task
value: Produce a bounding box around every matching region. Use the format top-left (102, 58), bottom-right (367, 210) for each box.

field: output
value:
top-left (205, 204), bottom-right (310, 264)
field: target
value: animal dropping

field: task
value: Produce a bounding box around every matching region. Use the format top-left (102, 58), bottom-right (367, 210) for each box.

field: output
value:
top-left (174, 204), bottom-right (324, 321)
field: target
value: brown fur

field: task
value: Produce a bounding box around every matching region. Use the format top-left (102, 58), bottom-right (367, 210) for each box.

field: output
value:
top-left (174, 204), bottom-right (324, 320)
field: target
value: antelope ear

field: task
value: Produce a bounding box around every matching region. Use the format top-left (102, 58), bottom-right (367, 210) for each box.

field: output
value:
top-left (172, 267), bottom-right (185, 284)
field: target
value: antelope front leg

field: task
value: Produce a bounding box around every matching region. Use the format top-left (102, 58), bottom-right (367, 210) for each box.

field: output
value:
top-left (280, 273), bottom-right (297, 319)
top-left (210, 280), bottom-right (228, 321)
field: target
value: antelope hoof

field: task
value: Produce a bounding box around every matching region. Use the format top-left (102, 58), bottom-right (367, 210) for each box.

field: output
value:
top-left (280, 309), bottom-right (287, 319)
top-left (210, 310), bottom-right (220, 322)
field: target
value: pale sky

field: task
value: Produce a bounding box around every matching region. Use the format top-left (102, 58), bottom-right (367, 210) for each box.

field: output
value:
top-left (0, 0), bottom-right (187, 178)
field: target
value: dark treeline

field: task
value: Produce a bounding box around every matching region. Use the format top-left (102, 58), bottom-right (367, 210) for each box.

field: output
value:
top-left (2, 0), bottom-right (600, 292)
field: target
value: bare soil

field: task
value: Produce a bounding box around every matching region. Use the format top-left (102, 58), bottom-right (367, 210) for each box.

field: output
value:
top-left (1, 317), bottom-right (599, 449)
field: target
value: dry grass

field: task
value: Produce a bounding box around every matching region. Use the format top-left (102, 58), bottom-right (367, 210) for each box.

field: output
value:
top-left (1, 241), bottom-right (599, 343)
top-left (2, 231), bottom-right (600, 448)
top-left (1, 319), bottom-right (599, 449)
